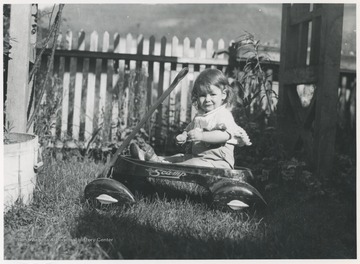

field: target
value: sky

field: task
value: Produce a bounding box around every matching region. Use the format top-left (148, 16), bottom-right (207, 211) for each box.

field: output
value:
top-left (36, 2), bottom-right (356, 54)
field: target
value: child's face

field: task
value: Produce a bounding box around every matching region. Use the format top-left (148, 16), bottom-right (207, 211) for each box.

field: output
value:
top-left (197, 85), bottom-right (226, 113)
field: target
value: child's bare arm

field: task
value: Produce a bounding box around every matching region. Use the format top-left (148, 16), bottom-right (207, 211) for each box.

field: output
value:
top-left (187, 128), bottom-right (230, 144)
top-left (175, 131), bottom-right (188, 145)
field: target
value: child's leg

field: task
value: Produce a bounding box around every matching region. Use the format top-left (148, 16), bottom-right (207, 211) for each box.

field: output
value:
top-left (130, 142), bottom-right (162, 162)
top-left (176, 157), bottom-right (215, 167)
top-left (130, 142), bottom-right (186, 163)
top-left (177, 157), bottom-right (231, 168)
top-left (161, 153), bottom-right (187, 163)
top-left (130, 142), bottom-right (230, 168)
top-left (159, 154), bottom-right (231, 168)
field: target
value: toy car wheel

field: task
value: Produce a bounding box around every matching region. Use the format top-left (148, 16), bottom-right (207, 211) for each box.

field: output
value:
top-left (210, 180), bottom-right (266, 211)
top-left (84, 178), bottom-right (136, 207)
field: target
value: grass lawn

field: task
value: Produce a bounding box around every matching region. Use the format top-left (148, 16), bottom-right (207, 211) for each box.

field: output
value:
top-left (4, 151), bottom-right (356, 259)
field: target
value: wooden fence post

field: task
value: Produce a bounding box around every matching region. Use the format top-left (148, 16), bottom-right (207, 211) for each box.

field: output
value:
top-left (6, 5), bottom-right (32, 133)
top-left (313, 5), bottom-right (344, 180)
top-left (278, 4), bottom-right (344, 180)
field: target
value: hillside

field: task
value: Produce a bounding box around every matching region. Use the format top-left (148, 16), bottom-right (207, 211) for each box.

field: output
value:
top-left (47, 4), bottom-right (283, 46)
top-left (40, 3), bottom-right (356, 53)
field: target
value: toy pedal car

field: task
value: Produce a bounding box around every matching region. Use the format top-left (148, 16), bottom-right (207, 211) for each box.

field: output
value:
top-left (84, 68), bottom-right (266, 211)
top-left (84, 155), bottom-right (266, 211)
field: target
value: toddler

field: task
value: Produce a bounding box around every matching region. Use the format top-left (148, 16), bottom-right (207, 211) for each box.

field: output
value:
top-left (130, 68), bottom-right (251, 169)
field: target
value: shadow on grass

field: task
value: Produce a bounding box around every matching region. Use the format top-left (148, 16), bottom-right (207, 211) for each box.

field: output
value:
top-left (73, 181), bottom-right (269, 259)
top-left (267, 186), bottom-right (357, 259)
top-left (73, 211), bottom-right (252, 259)
top-left (73, 177), bottom-right (356, 259)
top-left (72, 206), bottom-right (266, 259)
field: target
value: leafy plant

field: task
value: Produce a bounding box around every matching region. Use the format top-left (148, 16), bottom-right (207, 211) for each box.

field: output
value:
top-left (213, 32), bottom-right (288, 187)
top-left (213, 32), bottom-right (277, 125)
top-left (78, 68), bottom-right (152, 161)
top-left (33, 73), bottom-right (63, 148)
top-left (3, 4), bottom-right (65, 149)
top-left (3, 120), bottom-right (14, 144)
top-left (26, 4), bottom-right (65, 132)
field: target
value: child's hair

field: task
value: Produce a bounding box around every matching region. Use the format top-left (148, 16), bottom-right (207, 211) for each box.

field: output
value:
top-left (191, 68), bottom-right (233, 109)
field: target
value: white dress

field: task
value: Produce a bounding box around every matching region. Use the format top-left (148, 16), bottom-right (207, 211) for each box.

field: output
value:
top-left (184, 104), bottom-right (251, 168)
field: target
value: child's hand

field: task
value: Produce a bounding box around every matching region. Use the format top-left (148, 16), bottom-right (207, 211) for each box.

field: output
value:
top-left (187, 128), bottom-right (203, 142)
top-left (176, 132), bottom-right (188, 145)
top-left (233, 127), bottom-right (252, 146)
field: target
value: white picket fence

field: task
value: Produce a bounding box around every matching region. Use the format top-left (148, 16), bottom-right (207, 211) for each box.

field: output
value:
top-left (42, 30), bottom-right (355, 150)
top-left (49, 30), bottom-right (233, 147)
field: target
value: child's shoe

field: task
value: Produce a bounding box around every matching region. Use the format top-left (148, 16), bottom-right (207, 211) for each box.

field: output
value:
top-left (130, 142), bottom-right (145, 160)
top-left (130, 142), bottom-right (162, 162)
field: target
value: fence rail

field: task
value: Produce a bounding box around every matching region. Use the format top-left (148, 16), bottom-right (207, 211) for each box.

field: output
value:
top-left (38, 30), bottom-right (356, 152)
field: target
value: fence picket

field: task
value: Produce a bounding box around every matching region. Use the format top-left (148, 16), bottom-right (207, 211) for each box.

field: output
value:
top-left (126, 33), bottom-right (135, 70)
top-left (55, 56), bottom-right (65, 138)
top-left (136, 34), bottom-right (144, 70)
top-left (65, 30), bottom-right (72, 50)
top-left (72, 30), bottom-right (86, 140)
top-left (123, 35), bottom-right (135, 129)
top-left (48, 55), bottom-right (59, 138)
top-left (98, 31), bottom-right (109, 141)
top-left (207, 39), bottom-right (217, 70)
top-left (80, 52), bottom-right (89, 142)
top-left (146, 35), bottom-right (156, 140)
top-left (217, 39), bottom-right (226, 72)
top-left (60, 31), bottom-right (73, 139)
top-left (120, 74), bottom-right (129, 130)
top-left (163, 64), bottom-right (171, 147)
top-left (111, 33), bottom-right (121, 141)
top-left (78, 30), bottom-right (86, 50)
top-left (206, 38), bottom-right (213, 59)
top-left (84, 31), bottom-right (98, 144)
top-left (92, 57), bottom-right (102, 145)
top-left (154, 36), bottom-right (167, 149)
top-left (182, 37), bottom-right (192, 123)
top-left (147, 35), bottom-right (156, 107)
top-left (90, 31), bottom-right (98, 52)
top-left (56, 34), bottom-right (62, 49)
top-left (169, 36), bottom-right (179, 129)
top-left (195, 37), bottom-right (202, 58)
top-left (192, 38), bottom-right (203, 119)
top-left (134, 34), bottom-right (147, 128)
top-left (103, 32), bottom-right (114, 142)
top-left (119, 34), bottom-right (126, 73)
top-left (113, 33), bottom-right (121, 75)
top-left (217, 39), bottom-right (225, 59)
